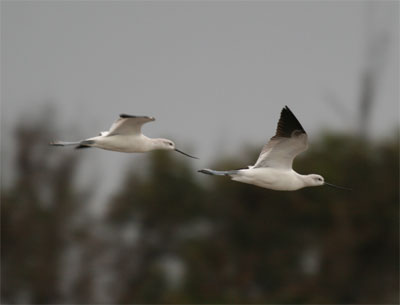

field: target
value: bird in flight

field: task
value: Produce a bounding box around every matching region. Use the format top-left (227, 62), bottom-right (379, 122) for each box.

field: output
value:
top-left (199, 106), bottom-right (350, 191)
top-left (50, 114), bottom-right (198, 159)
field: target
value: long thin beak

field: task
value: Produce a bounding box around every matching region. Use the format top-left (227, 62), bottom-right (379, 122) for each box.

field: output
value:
top-left (174, 148), bottom-right (199, 159)
top-left (324, 182), bottom-right (352, 191)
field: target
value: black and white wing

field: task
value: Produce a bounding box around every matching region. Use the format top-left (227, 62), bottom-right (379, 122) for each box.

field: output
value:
top-left (252, 106), bottom-right (308, 169)
top-left (107, 114), bottom-right (155, 136)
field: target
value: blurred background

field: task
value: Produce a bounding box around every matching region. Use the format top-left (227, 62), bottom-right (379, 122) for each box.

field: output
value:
top-left (1, 1), bottom-right (398, 304)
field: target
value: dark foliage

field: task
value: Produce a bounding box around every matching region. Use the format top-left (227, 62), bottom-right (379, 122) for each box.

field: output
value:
top-left (1, 120), bottom-right (398, 304)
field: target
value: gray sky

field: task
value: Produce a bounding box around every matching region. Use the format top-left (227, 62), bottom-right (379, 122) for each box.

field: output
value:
top-left (2, 1), bottom-right (398, 210)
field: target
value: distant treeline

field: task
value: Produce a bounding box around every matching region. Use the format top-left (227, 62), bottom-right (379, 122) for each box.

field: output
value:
top-left (1, 119), bottom-right (399, 304)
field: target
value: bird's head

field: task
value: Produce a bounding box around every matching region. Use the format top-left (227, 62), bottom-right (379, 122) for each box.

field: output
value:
top-left (307, 174), bottom-right (325, 187)
top-left (306, 174), bottom-right (351, 190)
top-left (158, 138), bottom-right (176, 150)
top-left (157, 138), bottom-right (198, 159)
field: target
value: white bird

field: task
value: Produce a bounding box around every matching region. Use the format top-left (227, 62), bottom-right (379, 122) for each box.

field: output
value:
top-left (50, 114), bottom-right (198, 159)
top-left (199, 106), bottom-right (350, 191)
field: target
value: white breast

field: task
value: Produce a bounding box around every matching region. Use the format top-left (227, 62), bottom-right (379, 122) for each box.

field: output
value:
top-left (90, 134), bottom-right (152, 153)
top-left (231, 168), bottom-right (305, 191)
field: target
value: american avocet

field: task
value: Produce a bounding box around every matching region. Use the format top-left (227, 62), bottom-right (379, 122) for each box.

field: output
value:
top-left (50, 114), bottom-right (198, 159)
top-left (199, 106), bottom-right (350, 191)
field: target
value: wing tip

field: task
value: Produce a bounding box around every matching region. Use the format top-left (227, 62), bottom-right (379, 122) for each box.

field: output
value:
top-left (282, 105), bottom-right (294, 116)
top-left (119, 114), bottom-right (155, 120)
top-left (274, 105), bottom-right (306, 138)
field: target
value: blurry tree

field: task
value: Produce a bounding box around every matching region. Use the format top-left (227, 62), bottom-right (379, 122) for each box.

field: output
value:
top-left (326, 3), bottom-right (393, 140)
top-left (1, 114), bottom-right (92, 304)
top-left (105, 150), bottom-right (206, 303)
top-left (102, 133), bottom-right (398, 304)
top-left (2, 114), bottom-right (398, 304)
top-left (175, 134), bottom-right (398, 304)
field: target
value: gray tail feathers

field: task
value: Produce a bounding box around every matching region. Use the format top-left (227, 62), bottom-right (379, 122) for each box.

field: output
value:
top-left (49, 141), bottom-right (80, 146)
top-left (198, 169), bottom-right (238, 176)
top-left (49, 140), bottom-right (94, 149)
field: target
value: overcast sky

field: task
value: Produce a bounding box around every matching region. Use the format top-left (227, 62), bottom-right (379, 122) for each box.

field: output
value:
top-left (2, 1), bottom-right (398, 210)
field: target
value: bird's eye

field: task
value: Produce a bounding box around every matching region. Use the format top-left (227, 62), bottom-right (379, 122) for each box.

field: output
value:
top-left (169, 143), bottom-right (173, 146)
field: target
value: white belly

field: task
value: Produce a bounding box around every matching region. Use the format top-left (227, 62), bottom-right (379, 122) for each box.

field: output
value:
top-left (90, 135), bottom-right (151, 153)
top-left (231, 168), bottom-right (304, 191)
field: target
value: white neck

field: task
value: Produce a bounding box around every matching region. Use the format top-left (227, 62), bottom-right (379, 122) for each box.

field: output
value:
top-left (151, 138), bottom-right (171, 151)
top-left (294, 172), bottom-right (314, 188)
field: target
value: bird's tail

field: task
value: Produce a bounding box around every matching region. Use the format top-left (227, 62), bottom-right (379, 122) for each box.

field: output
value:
top-left (49, 140), bottom-right (95, 149)
top-left (198, 169), bottom-right (239, 176)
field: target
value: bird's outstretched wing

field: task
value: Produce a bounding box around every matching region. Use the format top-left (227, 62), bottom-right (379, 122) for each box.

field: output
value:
top-left (107, 114), bottom-right (155, 136)
top-left (252, 106), bottom-right (308, 169)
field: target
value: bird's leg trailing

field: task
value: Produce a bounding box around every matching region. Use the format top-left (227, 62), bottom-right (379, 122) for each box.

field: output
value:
top-left (198, 169), bottom-right (239, 176)
top-left (49, 140), bottom-right (95, 149)
top-left (49, 141), bottom-right (81, 146)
